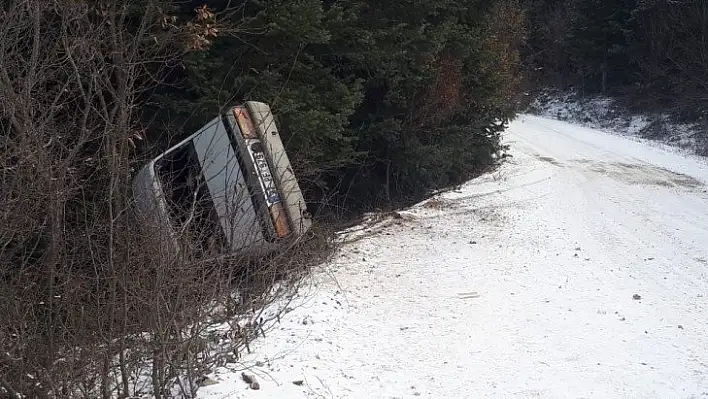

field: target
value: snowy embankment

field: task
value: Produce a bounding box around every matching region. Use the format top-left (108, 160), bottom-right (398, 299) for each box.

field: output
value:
top-left (530, 90), bottom-right (708, 156)
top-left (199, 115), bottom-right (708, 398)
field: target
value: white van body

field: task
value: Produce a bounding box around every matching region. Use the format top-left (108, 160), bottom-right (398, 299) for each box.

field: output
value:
top-left (132, 102), bottom-right (311, 259)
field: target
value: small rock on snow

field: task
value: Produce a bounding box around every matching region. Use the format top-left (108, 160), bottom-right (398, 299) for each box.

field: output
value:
top-left (241, 372), bottom-right (260, 390)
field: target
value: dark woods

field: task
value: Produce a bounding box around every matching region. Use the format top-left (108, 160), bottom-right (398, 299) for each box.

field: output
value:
top-left (523, 0), bottom-right (708, 120)
top-left (156, 0), bottom-right (524, 215)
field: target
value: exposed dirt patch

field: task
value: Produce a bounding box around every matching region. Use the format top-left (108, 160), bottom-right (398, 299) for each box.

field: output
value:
top-left (337, 211), bottom-right (418, 244)
top-left (572, 159), bottom-right (703, 189)
top-left (471, 207), bottom-right (507, 226)
top-left (422, 198), bottom-right (447, 209)
top-left (534, 154), bottom-right (564, 167)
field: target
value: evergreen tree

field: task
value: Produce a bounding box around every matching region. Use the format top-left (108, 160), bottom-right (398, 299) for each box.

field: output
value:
top-left (566, 0), bottom-right (636, 93)
top-left (151, 0), bottom-right (525, 213)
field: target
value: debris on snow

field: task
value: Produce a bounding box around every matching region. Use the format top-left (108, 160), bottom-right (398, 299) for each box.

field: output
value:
top-left (197, 376), bottom-right (219, 387)
top-left (241, 372), bottom-right (260, 390)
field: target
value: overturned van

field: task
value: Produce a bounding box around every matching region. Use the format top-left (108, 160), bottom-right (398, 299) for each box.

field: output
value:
top-left (132, 101), bottom-right (311, 259)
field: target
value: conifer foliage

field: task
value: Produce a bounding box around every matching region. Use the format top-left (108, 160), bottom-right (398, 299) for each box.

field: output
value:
top-left (523, 0), bottom-right (708, 118)
top-left (155, 0), bottom-right (525, 213)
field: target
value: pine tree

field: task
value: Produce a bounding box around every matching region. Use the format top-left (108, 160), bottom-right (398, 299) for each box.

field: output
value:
top-left (566, 0), bottom-right (636, 93)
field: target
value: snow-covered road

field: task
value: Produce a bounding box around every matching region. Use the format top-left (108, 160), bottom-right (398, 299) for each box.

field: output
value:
top-left (200, 115), bottom-right (708, 398)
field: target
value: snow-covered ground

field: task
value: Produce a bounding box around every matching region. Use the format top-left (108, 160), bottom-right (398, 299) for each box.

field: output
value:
top-left (198, 115), bottom-right (708, 398)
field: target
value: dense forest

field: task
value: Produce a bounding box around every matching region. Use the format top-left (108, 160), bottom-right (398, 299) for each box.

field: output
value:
top-left (1, 0), bottom-right (706, 397)
top-left (151, 0), bottom-right (524, 213)
top-left (523, 0), bottom-right (708, 120)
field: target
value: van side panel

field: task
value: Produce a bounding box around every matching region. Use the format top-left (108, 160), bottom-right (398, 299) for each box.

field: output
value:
top-left (245, 102), bottom-right (312, 236)
top-left (190, 117), bottom-right (264, 250)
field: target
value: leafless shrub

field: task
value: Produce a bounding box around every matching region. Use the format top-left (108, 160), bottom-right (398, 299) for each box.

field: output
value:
top-left (0, 0), bottom-right (329, 397)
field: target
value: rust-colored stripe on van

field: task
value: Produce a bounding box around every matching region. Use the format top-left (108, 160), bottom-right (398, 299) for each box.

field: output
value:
top-left (270, 202), bottom-right (291, 239)
top-left (233, 107), bottom-right (257, 139)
